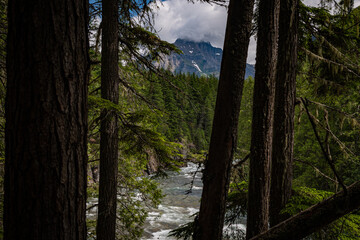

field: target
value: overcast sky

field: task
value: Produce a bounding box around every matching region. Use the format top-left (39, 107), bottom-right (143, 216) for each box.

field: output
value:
top-left (152, 0), bottom-right (360, 64)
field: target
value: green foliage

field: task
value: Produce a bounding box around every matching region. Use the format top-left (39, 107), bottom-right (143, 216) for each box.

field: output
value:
top-left (90, 0), bottom-right (181, 77)
top-left (168, 217), bottom-right (197, 240)
top-left (294, 67), bottom-right (360, 191)
top-left (285, 187), bottom-right (333, 215)
top-left (299, 2), bottom-right (360, 93)
top-left (284, 187), bottom-right (360, 240)
top-left (1, 1), bottom-right (359, 239)
top-left (216, 183), bottom-right (360, 240)
top-left (187, 150), bottom-right (208, 163)
top-left (166, 75), bottom-right (254, 240)
top-left (87, 51), bottom-right (183, 239)
top-left (118, 109), bottom-right (183, 173)
top-left (115, 158), bottom-right (164, 239)
top-left (294, 3), bottom-right (360, 193)
top-left (226, 181), bottom-right (248, 224)
top-left (121, 26), bottom-right (182, 62)
top-left (236, 76), bottom-right (254, 159)
top-left (87, 1), bottom-right (189, 232)
top-left (145, 72), bottom-right (218, 152)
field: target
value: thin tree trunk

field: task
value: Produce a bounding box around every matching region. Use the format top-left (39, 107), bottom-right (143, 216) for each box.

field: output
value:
top-left (251, 182), bottom-right (360, 240)
top-left (4, 0), bottom-right (89, 239)
top-left (97, 0), bottom-right (119, 239)
top-left (270, 0), bottom-right (299, 227)
top-left (193, 0), bottom-right (255, 239)
top-left (246, 0), bottom-right (279, 238)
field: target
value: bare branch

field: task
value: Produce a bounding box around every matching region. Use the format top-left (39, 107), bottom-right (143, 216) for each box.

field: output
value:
top-left (294, 158), bottom-right (338, 184)
top-left (301, 97), bottom-right (347, 194)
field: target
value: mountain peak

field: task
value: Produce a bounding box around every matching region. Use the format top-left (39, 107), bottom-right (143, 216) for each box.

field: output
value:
top-left (161, 38), bottom-right (254, 78)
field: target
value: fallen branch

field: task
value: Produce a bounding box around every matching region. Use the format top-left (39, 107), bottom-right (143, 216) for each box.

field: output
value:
top-left (250, 181), bottom-right (360, 240)
top-left (232, 154), bottom-right (250, 168)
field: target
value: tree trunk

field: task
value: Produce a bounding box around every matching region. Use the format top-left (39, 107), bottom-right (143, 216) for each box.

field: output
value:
top-left (251, 182), bottom-right (360, 240)
top-left (97, 0), bottom-right (119, 239)
top-left (246, 0), bottom-right (279, 238)
top-left (270, 0), bottom-right (298, 227)
top-left (4, 0), bottom-right (89, 239)
top-left (193, 0), bottom-right (255, 239)
top-left (0, 0), bottom-right (6, 85)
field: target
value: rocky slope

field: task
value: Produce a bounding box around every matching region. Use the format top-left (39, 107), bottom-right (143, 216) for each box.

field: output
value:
top-left (161, 38), bottom-right (255, 78)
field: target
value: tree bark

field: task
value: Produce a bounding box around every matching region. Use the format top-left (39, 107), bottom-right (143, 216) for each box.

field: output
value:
top-left (251, 182), bottom-right (360, 240)
top-left (97, 0), bottom-right (119, 239)
top-left (4, 0), bottom-right (89, 239)
top-left (0, 0), bottom-right (6, 86)
top-left (246, 0), bottom-right (279, 238)
top-left (193, 0), bottom-right (255, 239)
top-left (270, 0), bottom-right (299, 227)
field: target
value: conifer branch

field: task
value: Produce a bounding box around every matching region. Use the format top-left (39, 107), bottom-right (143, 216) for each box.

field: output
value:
top-left (294, 158), bottom-right (338, 184)
top-left (309, 32), bottom-right (359, 71)
top-left (301, 97), bottom-right (347, 194)
top-left (306, 99), bottom-right (359, 119)
top-left (304, 100), bottom-right (359, 161)
top-left (301, 47), bottom-right (360, 78)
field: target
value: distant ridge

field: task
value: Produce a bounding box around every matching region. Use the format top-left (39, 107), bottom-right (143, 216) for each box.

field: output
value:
top-left (161, 38), bottom-right (255, 78)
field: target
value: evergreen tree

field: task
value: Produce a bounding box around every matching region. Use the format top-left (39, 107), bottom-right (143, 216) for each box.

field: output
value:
top-left (193, 0), bottom-right (255, 239)
top-left (87, 1), bottom-right (182, 238)
top-left (246, 0), bottom-right (279, 238)
top-left (251, 2), bottom-right (360, 239)
top-left (5, 0), bottom-right (89, 239)
top-left (270, 0), bottom-right (299, 227)
top-left (97, 0), bottom-right (119, 239)
top-left (0, 0), bottom-right (7, 236)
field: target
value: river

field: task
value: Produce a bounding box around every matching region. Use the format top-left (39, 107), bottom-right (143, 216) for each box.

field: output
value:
top-left (87, 162), bottom-right (246, 239)
top-left (142, 162), bottom-right (246, 240)
top-left (141, 162), bottom-right (203, 239)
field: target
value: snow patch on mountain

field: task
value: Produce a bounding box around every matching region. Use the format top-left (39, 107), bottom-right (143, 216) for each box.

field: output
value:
top-left (192, 60), bottom-right (202, 72)
top-left (160, 38), bottom-right (255, 78)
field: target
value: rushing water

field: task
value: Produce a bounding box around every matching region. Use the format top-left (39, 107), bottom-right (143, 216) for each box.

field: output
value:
top-left (142, 162), bottom-right (247, 240)
top-left (141, 162), bottom-right (203, 239)
top-left (86, 163), bottom-right (203, 239)
top-left (87, 162), bottom-right (246, 240)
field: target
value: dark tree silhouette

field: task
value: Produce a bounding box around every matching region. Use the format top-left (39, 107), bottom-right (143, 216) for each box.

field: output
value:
top-left (246, 0), bottom-right (279, 238)
top-left (270, 0), bottom-right (299, 227)
top-left (5, 0), bottom-right (89, 239)
top-left (193, 0), bottom-right (255, 239)
top-left (96, 0), bottom-right (120, 239)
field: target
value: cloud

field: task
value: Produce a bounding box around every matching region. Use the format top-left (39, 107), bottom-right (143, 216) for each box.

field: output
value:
top-left (152, 0), bottom-right (260, 63)
top-left (152, 0), bottom-right (360, 64)
top-left (303, 0), bottom-right (360, 7)
top-left (152, 0), bottom-right (227, 48)
top-left (247, 37), bottom-right (257, 64)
